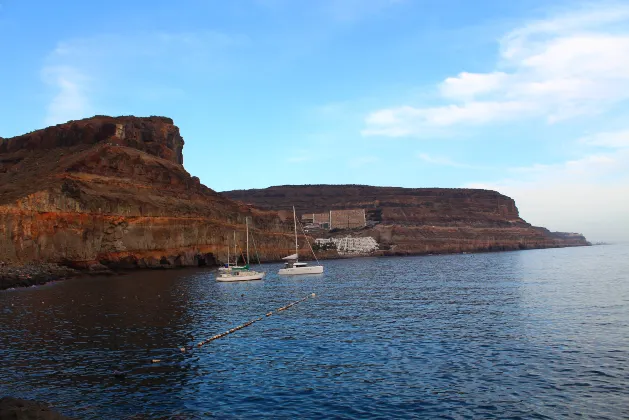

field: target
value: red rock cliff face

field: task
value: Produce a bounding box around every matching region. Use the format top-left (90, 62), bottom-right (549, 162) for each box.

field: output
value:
top-left (0, 116), bottom-right (296, 269)
top-left (223, 185), bottom-right (590, 255)
top-left (1, 116), bottom-right (184, 164)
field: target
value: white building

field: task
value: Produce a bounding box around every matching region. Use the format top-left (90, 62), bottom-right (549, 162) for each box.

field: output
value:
top-left (315, 236), bottom-right (379, 254)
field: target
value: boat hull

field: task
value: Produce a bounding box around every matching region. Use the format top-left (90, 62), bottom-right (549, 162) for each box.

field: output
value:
top-left (278, 265), bottom-right (324, 275)
top-left (216, 271), bottom-right (265, 282)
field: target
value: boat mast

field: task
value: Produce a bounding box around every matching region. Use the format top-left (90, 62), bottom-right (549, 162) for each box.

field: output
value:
top-left (227, 234), bottom-right (230, 267)
top-left (233, 231), bottom-right (236, 265)
top-left (293, 206), bottom-right (298, 261)
top-left (246, 216), bottom-right (250, 265)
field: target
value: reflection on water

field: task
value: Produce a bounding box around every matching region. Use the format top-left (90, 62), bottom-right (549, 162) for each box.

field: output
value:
top-left (1, 245), bottom-right (628, 419)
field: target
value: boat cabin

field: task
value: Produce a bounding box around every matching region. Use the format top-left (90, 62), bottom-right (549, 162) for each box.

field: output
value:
top-left (283, 261), bottom-right (308, 268)
top-left (282, 253), bottom-right (308, 268)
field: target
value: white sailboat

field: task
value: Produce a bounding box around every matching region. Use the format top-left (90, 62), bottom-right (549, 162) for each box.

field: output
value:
top-left (218, 232), bottom-right (248, 272)
top-left (217, 217), bottom-right (265, 282)
top-left (278, 206), bottom-right (324, 275)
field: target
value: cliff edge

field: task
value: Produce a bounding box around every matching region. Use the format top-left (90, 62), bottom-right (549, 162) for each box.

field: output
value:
top-left (0, 116), bottom-right (294, 273)
top-left (223, 185), bottom-right (590, 255)
top-left (0, 116), bottom-right (589, 282)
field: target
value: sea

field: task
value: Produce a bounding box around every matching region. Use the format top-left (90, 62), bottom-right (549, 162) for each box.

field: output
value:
top-left (1, 244), bottom-right (628, 419)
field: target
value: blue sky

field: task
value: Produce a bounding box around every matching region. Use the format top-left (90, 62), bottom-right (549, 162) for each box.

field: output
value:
top-left (1, 0), bottom-right (628, 241)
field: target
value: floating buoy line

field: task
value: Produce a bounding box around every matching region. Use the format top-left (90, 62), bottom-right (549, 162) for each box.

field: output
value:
top-left (184, 293), bottom-right (314, 352)
top-left (145, 293), bottom-right (316, 365)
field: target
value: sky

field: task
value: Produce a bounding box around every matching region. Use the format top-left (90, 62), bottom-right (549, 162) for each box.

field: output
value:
top-left (1, 0), bottom-right (628, 242)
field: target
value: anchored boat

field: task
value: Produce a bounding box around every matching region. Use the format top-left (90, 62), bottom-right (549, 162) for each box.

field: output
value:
top-left (218, 232), bottom-right (248, 272)
top-left (278, 206), bottom-right (324, 275)
top-left (217, 218), bottom-right (265, 282)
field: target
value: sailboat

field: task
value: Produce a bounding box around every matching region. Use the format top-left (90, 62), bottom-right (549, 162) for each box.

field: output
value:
top-left (217, 217), bottom-right (265, 282)
top-left (218, 232), bottom-right (248, 272)
top-left (278, 206), bottom-right (324, 275)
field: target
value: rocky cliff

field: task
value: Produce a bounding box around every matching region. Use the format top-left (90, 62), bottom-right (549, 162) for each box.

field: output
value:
top-left (223, 185), bottom-right (590, 255)
top-left (0, 116), bottom-right (295, 271)
top-left (1, 116), bottom-right (589, 278)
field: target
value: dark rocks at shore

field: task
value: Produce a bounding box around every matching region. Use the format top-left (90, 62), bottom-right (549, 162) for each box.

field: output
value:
top-left (0, 397), bottom-right (73, 420)
top-left (0, 263), bottom-right (79, 290)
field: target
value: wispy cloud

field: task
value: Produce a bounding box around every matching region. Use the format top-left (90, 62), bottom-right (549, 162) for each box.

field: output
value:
top-left (579, 129), bottom-right (629, 148)
top-left (41, 31), bottom-right (247, 125)
top-left (363, 4), bottom-right (629, 137)
top-left (466, 146), bottom-right (629, 241)
top-left (41, 65), bottom-right (92, 125)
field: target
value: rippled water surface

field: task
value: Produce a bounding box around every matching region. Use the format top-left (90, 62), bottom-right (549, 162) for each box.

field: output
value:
top-left (1, 245), bottom-right (628, 419)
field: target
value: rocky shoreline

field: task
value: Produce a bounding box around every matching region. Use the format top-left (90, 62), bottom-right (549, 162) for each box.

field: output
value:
top-left (1, 240), bottom-right (592, 291)
top-left (0, 263), bottom-right (80, 290)
top-left (1, 116), bottom-right (589, 275)
top-left (0, 397), bottom-right (73, 420)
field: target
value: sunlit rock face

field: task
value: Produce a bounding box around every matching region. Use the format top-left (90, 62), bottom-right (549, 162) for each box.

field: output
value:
top-left (0, 116), bottom-right (295, 268)
top-left (223, 184), bottom-right (590, 255)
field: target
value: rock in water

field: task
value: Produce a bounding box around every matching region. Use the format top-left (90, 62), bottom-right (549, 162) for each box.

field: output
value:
top-left (0, 397), bottom-right (74, 420)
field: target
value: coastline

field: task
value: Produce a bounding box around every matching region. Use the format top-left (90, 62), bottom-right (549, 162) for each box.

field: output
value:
top-left (0, 242), bottom-right (591, 291)
top-left (0, 263), bottom-right (80, 290)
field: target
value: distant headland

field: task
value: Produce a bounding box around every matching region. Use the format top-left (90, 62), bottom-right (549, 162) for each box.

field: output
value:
top-left (0, 116), bottom-right (589, 289)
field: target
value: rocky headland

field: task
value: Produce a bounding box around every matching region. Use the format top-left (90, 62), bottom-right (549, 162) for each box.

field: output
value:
top-left (1, 116), bottom-right (589, 289)
top-left (223, 185), bottom-right (590, 255)
top-left (0, 116), bottom-right (296, 289)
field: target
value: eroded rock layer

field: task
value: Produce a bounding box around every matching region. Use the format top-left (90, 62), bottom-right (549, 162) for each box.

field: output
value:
top-left (1, 116), bottom-right (589, 275)
top-left (0, 116), bottom-right (295, 270)
top-left (223, 185), bottom-right (590, 254)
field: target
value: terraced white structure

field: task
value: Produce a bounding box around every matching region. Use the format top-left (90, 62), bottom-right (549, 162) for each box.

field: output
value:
top-left (315, 237), bottom-right (379, 255)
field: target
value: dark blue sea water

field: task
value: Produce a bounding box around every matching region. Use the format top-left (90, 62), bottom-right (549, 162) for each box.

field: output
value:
top-left (1, 245), bottom-right (628, 419)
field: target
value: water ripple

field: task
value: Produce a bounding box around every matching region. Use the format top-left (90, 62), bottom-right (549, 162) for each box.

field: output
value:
top-left (1, 245), bottom-right (628, 419)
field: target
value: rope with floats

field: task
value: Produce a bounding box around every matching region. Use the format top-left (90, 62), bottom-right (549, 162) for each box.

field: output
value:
top-left (109, 294), bottom-right (318, 378)
top-left (177, 293), bottom-right (316, 353)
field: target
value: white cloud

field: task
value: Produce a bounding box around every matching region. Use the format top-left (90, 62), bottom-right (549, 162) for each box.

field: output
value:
top-left (466, 147), bottom-right (629, 242)
top-left (41, 31), bottom-right (246, 125)
top-left (41, 65), bottom-right (92, 125)
top-left (439, 72), bottom-right (508, 100)
top-left (580, 129), bottom-right (629, 148)
top-left (363, 4), bottom-right (629, 136)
